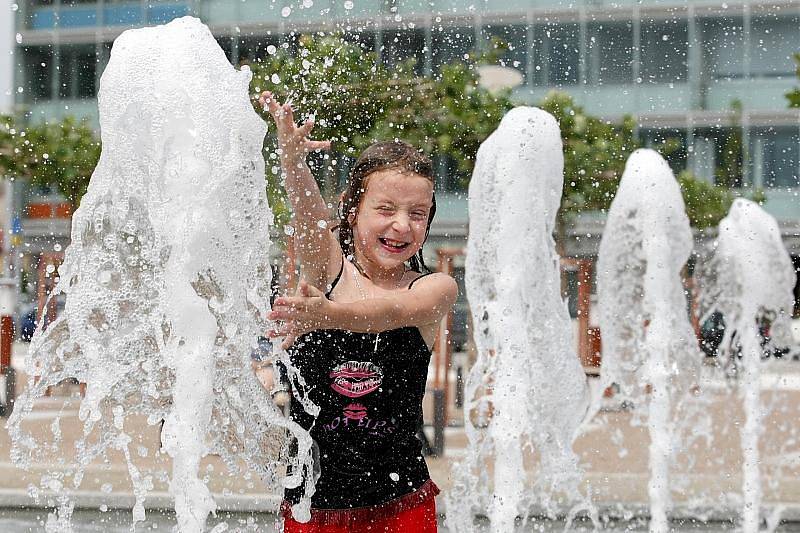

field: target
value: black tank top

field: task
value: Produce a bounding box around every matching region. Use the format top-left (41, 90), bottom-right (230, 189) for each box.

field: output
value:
top-left (284, 260), bottom-right (434, 510)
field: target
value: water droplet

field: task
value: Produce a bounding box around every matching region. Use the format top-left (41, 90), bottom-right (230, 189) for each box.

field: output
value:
top-left (281, 6), bottom-right (291, 17)
top-left (15, 33), bottom-right (22, 44)
top-left (343, 0), bottom-right (353, 9)
top-left (271, 73), bottom-right (281, 84)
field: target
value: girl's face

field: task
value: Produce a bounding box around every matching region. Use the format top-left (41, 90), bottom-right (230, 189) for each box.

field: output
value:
top-left (351, 169), bottom-right (434, 273)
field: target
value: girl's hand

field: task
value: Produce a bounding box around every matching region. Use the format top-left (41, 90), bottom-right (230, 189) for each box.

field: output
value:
top-left (268, 281), bottom-right (331, 349)
top-left (258, 91), bottom-right (331, 165)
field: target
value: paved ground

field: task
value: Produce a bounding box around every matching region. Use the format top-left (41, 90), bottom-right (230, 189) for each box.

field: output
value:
top-left (2, 342), bottom-right (800, 530)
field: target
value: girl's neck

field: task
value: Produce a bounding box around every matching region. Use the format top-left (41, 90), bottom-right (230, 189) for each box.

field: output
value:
top-left (352, 252), bottom-right (407, 289)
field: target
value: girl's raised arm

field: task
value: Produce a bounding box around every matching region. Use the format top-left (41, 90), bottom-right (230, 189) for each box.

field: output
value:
top-left (259, 91), bottom-right (341, 289)
top-left (269, 273), bottom-right (458, 348)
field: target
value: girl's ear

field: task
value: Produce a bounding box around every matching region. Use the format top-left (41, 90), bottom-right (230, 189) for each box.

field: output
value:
top-left (347, 208), bottom-right (356, 226)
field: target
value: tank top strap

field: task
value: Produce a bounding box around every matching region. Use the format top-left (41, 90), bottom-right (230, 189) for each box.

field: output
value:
top-left (325, 255), bottom-right (345, 299)
top-left (407, 271), bottom-right (434, 290)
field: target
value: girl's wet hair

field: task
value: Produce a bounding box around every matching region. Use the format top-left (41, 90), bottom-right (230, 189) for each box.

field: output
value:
top-left (337, 140), bottom-right (436, 274)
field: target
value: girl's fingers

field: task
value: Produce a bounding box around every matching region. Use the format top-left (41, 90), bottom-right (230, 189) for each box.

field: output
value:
top-left (262, 91), bottom-right (282, 118)
top-left (282, 103), bottom-right (295, 126)
top-left (306, 140), bottom-right (331, 152)
top-left (281, 337), bottom-right (294, 350)
top-left (269, 308), bottom-right (295, 320)
top-left (297, 120), bottom-right (315, 138)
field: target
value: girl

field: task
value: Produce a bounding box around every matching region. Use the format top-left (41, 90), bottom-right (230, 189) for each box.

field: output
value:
top-left (259, 91), bottom-right (457, 533)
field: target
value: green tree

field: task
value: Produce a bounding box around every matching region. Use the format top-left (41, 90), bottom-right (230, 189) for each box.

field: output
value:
top-left (0, 115), bottom-right (101, 206)
top-left (787, 52), bottom-right (800, 108)
top-left (538, 90), bottom-right (637, 217)
top-left (247, 34), bottom-right (514, 225)
top-left (677, 170), bottom-right (735, 229)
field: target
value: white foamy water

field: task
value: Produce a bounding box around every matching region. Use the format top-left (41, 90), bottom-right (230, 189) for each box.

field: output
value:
top-left (595, 149), bottom-right (703, 531)
top-left (447, 107), bottom-right (590, 533)
top-left (706, 199), bottom-right (795, 532)
top-left (8, 17), bottom-right (315, 531)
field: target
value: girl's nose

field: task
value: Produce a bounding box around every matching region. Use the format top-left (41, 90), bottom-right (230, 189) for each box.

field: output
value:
top-left (392, 213), bottom-right (411, 233)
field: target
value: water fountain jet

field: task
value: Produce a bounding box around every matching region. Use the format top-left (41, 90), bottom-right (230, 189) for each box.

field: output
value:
top-left (447, 106), bottom-right (590, 532)
top-left (595, 148), bottom-right (703, 532)
top-left (8, 16), bottom-right (316, 531)
top-left (704, 198), bottom-right (795, 532)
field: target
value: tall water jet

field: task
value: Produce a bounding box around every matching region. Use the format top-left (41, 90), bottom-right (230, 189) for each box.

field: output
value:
top-left (8, 17), bottom-right (316, 531)
top-left (705, 198), bottom-right (795, 532)
top-left (595, 148), bottom-right (702, 532)
top-left (447, 107), bottom-right (590, 532)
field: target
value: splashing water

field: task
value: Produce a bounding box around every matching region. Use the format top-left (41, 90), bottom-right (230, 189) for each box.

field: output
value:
top-left (595, 149), bottom-right (703, 531)
top-left (447, 107), bottom-right (590, 533)
top-left (705, 199), bottom-right (795, 532)
top-left (7, 17), bottom-right (316, 531)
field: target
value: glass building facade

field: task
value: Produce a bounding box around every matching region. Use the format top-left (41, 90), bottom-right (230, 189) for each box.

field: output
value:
top-left (10, 0), bottom-right (800, 224)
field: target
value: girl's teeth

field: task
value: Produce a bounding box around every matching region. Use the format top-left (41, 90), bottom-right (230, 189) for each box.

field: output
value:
top-left (382, 238), bottom-right (405, 248)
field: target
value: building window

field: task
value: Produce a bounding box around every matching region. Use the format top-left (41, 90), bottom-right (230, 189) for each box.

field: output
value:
top-left (22, 45), bottom-right (54, 102)
top-left (587, 20), bottom-right (633, 85)
top-left (544, 23), bottom-right (580, 86)
top-left (481, 24), bottom-right (528, 80)
top-left (640, 128), bottom-right (687, 175)
top-left (238, 35), bottom-right (280, 65)
top-left (435, 154), bottom-right (468, 192)
top-left (750, 15), bottom-right (800, 78)
top-left (753, 127), bottom-right (800, 188)
top-left (432, 26), bottom-right (475, 75)
top-left (640, 19), bottom-right (688, 83)
top-left (701, 17), bottom-right (745, 80)
top-left (382, 28), bottom-right (426, 76)
top-left (215, 36), bottom-right (234, 63)
top-left (343, 30), bottom-right (376, 56)
top-left (58, 45), bottom-right (97, 99)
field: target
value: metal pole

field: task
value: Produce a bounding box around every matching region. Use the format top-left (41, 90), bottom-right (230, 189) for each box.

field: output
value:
top-left (0, 280), bottom-right (16, 417)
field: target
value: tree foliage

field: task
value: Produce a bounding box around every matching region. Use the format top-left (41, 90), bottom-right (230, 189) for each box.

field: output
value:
top-left (0, 115), bottom-right (100, 206)
top-left (677, 170), bottom-right (734, 229)
top-left (537, 91), bottom-right (637, 216)
top-left (247, 34), bottom-right (514, 223)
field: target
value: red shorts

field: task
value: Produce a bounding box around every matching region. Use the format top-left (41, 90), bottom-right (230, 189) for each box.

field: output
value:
top-left (282, 482), bottom-right (439, 533)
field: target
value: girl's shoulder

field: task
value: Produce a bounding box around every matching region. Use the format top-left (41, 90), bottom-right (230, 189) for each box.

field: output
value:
top-left (407, 271), bottom-right (458, 298)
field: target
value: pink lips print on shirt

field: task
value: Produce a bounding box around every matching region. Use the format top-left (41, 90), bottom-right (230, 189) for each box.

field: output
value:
top-left (343, 403), bottom-right (368, 420)
top-left (330, 361), bottom-right (384, 398)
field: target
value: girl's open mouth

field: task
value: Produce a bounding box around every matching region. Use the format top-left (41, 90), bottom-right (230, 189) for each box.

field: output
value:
top-left (379, 237), bottom-right (410, 253)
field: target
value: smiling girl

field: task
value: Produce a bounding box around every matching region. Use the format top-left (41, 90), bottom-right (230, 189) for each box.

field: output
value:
top-left (259, 91), bottom-right (457, 532)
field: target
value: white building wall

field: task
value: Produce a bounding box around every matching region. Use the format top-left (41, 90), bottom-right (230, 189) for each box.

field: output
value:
top-left (0, 0), bottom-right (14, 114)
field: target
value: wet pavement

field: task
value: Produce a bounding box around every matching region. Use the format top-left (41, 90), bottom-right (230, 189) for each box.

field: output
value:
top-left (3, 342), bottom-right (800, 531)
